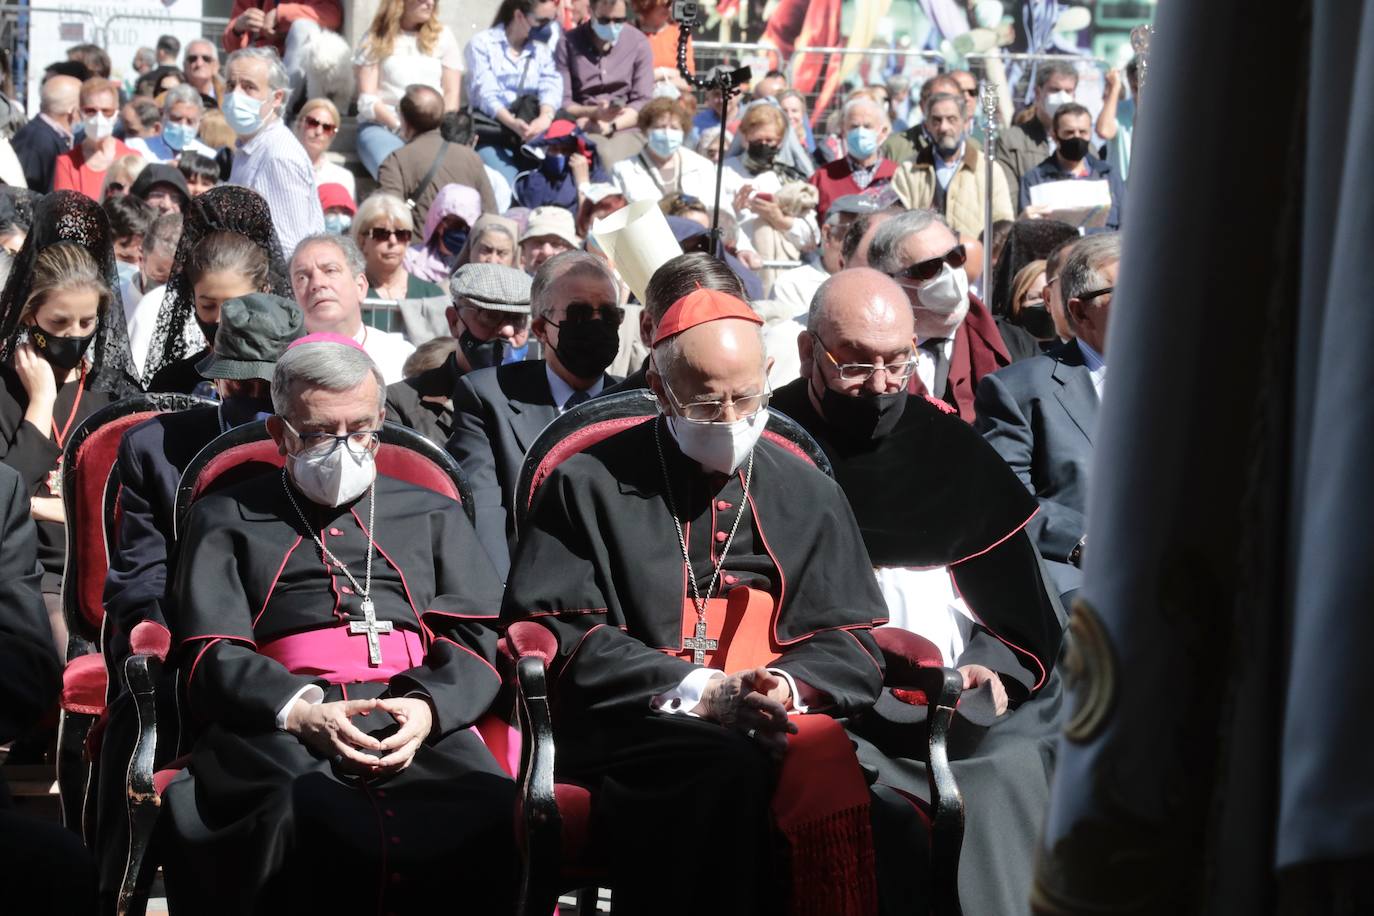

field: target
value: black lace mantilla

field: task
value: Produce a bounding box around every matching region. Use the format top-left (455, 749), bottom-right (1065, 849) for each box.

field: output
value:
top-left (0, 191), bottom-right (139, 395)
top-left (142, 185), bottom-right (293, 383)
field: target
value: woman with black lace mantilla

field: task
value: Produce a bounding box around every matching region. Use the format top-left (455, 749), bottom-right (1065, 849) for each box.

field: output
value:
top-left (0, 191), bottom-right (140, 649)
top-left (141, 184), bottom-right (294, 395)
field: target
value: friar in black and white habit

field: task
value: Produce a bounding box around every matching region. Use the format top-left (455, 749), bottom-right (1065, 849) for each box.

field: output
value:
top-left (771, 268), bottom-right (1067, 916)
top-left (161, 335), bottom-right (516, 915)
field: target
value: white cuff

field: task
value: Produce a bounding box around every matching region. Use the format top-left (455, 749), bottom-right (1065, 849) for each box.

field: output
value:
top-left (650, 667), bottom-right (723, 717)
top-left (275, 684), bottom-right (325, 730)
top-left (768, 667), bottom-right (809, 714)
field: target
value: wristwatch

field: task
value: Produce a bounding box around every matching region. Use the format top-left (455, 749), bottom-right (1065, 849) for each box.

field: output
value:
top-left (1068, 534), bottom-right (1087, 568)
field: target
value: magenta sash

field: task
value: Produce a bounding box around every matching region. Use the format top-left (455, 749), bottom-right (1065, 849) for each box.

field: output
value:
top-left (258, 626), bottom-right (425, 683)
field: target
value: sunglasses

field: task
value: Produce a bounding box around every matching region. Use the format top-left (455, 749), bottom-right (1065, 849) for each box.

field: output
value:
top-left (1078, 286), bottom-right (1115, 302)
top-left (186, 54), bottom-right (214, 63)
top-left (892, 244), bottom-right (967, 283)
top-left (303, 115), bottom-right (338, 135)
top-left (597, 14), bottom-right (629, 23)
top-left (548, 302), bottom-right (625, 327)
top-left (368, 227), bottom-right (413, 243)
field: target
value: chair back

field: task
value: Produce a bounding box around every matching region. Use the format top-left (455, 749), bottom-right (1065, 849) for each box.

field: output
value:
top-left (60, 394), bottom-right (213, 643)
top-left (175, 420), bottom-right (475, 539)
top-left (513, 389), bottom-right (833, 535)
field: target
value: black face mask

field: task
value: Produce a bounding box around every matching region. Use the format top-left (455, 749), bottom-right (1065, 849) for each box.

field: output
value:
top-left (1057, 136), bottom-right (1090, 162)
top-left (745, 141), bottom-right (779, 170)
top-left (812, 378), bottom-right (908, 441)
top-left (548, 318), bottom-right (620, 380)
top-left (1015, 304), bottom-right (1058, 341)
top-left (220, 394), bottom-right (274, 428)
top-left (196, 316), bottom-right (219, 348)
top-left (459, 328), bottom-right (505, 371)
top-left (29, 325), bottom-right (95, 371)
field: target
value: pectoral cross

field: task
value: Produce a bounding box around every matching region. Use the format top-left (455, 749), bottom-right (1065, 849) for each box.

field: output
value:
top-left (682, 618), bottom-right (718, 666)
top-left (348, 598), bottom-right (392, 666)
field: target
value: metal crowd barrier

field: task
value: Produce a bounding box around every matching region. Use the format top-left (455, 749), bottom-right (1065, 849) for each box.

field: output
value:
top-left (362, 297), bottom-right (404, 335)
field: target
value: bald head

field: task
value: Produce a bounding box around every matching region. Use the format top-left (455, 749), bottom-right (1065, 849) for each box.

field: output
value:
top-left (41, 75), bottom-right (81, 117)
top-left (399, 84), bottom-right (445, 136)
top-left (649, 317), bottom-right (769, 420)
top-left (801, 268), bottom-right (916, 399)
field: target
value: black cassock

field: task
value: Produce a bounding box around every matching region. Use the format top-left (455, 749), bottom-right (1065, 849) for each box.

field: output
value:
top-left (772, 379), bottom-right (1068, 916)
top-left (502, 416), bottom-right (911, 916)
top-left (163, 471), bottom-right (515, 915)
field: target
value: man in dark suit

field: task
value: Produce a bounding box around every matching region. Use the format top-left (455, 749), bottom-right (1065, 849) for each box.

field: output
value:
top-left (95, 294), bottom-right (302, 898)
top-left (0, 462), bottom-right (98, 913)
top-left (973, 233), bottom-right (1120, 597)
top-left (377, 85), bottom-right (496, 226)
top-left (10, 74), bottom-right (81, 192)
top-left (447, 251), bottom-right (624, 578)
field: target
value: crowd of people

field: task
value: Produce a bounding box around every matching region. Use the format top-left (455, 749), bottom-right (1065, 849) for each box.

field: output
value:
top-left (0, 1), bottom-right (1137, 912)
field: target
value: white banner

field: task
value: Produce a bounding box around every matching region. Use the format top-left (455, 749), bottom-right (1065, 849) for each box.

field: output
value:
top-left (26, 0), bottom-right (208, 115)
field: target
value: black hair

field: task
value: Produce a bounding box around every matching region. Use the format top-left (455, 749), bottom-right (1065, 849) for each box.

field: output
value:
top-left (643, 252), bottom-right (745, 324)
top-left (1051, 102), bottom-right (1092, 132)
top-left (440, 110), bottom-right (475, 145)
top-left (178, 151), bottom-right (220, 187)
top-left (493, 0), bottom-right (542, 28)
top-left (1034, 61), bottom-right (1078, 90)
top-left (103, 195), bottom-right (158, 240)
top-left (44, 60), bottom-right (90, 82)
top-left (156, 35), bottom-right (181, 58)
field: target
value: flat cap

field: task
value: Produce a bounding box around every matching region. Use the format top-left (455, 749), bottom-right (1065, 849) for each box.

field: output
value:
top-left (449, 262), bottom-right (532, 314)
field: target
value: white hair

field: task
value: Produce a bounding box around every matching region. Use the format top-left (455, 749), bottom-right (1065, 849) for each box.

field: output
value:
top-left (271, 342), bottom-right (385, 418)
top-left (1060, 233), bottom-right (1122, 329)
top-left (226, 47), bottom-right (289, 92)
top-left (162, 84), bottom-right (204, 115)
top-left (867, 209), bottom-right (955, 275)
top-left (842, 96), bottom-right (889, 128)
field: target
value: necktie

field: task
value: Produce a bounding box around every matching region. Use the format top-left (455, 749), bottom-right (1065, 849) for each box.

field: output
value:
top-left (920, 338), bottom-right (950, 399)
top-left (563, 389), bottom-right (591, 411)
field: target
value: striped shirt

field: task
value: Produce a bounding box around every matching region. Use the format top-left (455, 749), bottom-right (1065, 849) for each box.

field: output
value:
top-left (228, 118), bottom-right (324, 257)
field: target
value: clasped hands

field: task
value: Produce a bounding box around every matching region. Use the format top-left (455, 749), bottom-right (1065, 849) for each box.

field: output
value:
top-left (697, 666), bottom-right (798, 757)
top-left (285, 695), bottom-right (433, 775)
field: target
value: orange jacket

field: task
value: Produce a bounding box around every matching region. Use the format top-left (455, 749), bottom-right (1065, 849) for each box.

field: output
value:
top-left (221, 0), bottom-right (343, 54)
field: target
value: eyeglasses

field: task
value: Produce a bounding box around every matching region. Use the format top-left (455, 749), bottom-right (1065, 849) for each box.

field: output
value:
top-left (186, 54), bottom-right (214, 63)
top-left (283, 419), bottom-right (382, 457)
top-left (891, 243), bottom-right (967, 284)
top-left (597, 14), bottom-right (629, 24)
top-left (302, 115), bottom-right (338, 136)
top-left (547, 303), bottom-right (625, 327)
top-left (463, 304), bottom-right (530, 331)
top-left (661, 376), bottom-right (772, 423)
top-left (368, 226), bottom-right (413, 244)
top-left (1077, 286), bottom-right (1114, 302)
top-left (811, 333), bottom-right (917, 385)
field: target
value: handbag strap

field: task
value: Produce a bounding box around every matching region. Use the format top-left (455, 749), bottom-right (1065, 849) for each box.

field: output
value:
top-left (406, 139), bottom-right (452, 213)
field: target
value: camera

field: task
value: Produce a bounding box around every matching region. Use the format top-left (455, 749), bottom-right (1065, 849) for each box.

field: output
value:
top-left (671, 1), bottom-right (700, 23)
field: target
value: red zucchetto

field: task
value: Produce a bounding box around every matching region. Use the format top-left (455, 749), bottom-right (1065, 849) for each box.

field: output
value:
top-left (652, 288), bottom-right (764, 346)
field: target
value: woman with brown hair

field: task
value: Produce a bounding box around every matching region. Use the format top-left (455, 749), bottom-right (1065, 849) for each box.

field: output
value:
top-left (354, 0), bottom-right (463, 177)
top-left (0, 192), bottom-right (138, 643)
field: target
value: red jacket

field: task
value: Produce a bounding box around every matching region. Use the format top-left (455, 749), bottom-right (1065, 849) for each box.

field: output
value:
top-left (910, 293), bottom-right (1012, 423)
top-left (811, 156), bottom-right (898, 222)
top-left (221, 0), bottom-right (342, 54)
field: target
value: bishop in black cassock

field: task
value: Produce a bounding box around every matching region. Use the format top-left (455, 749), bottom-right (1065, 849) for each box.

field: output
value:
top-left (503, 289), bottom-right (924, 916)
top-left (771, 268), bottom-right (1067, 916)
top-left (161, 336), bottom-right (515, 915)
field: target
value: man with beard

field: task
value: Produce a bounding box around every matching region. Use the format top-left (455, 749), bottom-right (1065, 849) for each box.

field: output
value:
top-left (867, 209), bottom-right (1019, 421)
top-left (446, 251), bottom-right (623, 577)
top-left (1019, 103), bottom-right (1126, 232)
top-left (385, 263), bottom-right (531, 447)
top-left (97, 293), bottom-right (303, 898)
top-left (770, 267), bottom-right (1066, 916)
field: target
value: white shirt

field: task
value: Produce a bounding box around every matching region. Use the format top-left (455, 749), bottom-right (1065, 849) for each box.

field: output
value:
top-left (914, 336), bottom-right (955, 396)
top-left (1077, 337), bottom-right (1107, 397)
top-left (720, 155), bottom-right (820, 253)
top-left (125, 284), bottom-right (208, 381)
top-left (485, 164), bottom-right (513, 212)
top-left (873, 566), bottom-right (976, 669)
top-left (353, 323), bottom-right (416, 386)
top-left (769, 263), bottom-right (827, 316)
top-left (229, 118), bottom-right (324, 257)
top-left (545, 362), bottom-right (604, 412)
top-left (128, 133), bottom-right (216, 164)
top-left (612, 146), bottom-right (740, 213)
top-left (354, 27), bottom-right (463, 124)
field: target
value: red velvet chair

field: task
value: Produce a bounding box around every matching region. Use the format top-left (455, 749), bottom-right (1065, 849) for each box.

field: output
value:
top-left (55, 394), bottom-right (212, 840)
top-left (111, 419), bottom-right (483, 916)
top-left (507, 391), bottom-right (967, 916)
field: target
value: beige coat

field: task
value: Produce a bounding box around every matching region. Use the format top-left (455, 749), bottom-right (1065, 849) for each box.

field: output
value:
top-left (892, 144), bottom-right (1014, 238)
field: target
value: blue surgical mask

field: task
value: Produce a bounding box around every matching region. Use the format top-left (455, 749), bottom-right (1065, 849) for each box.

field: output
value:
top-left (162, 120), bottom-right (198, 151)
top-left (441, 226), bottom-right (469, 253)
top-left (647, 127), bottom-right (683, 158)
top-left (847, 126), bottom-right (878, 159)
top-left (592, 19), bottom-right (624, 44)
top-left (222, 91), bottom-right (268, 136)
top-left (324, 212), bottom-right (352, 235)
top-left (527, 18), bottom-right (553, 42)
top-left (541, 152), bottom-right (568, 177)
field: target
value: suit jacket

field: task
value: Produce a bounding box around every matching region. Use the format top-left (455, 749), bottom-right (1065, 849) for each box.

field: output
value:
top-left (446, 360), bottom-right (616, 579)
top-left (0, 462), bottom-right (59, 745)
top-left (973, 340), bottom-right (1098, 595)
top-left (377, 130), bottom-right (497, 227)
top-left (11, 115), bottom-right (66, 192)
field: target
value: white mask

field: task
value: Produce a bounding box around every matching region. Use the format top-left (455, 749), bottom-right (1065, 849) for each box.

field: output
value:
top-left (909, 263), bottom-right (971, 339)
top-left (1043, 90), bottom-right (1075, 117)
top-left (667, 410), bottom-right (769, 476)
top-left (288, 445), bottom-right (377, 507)
top-left (83, 113), bottom-right (115, 141)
